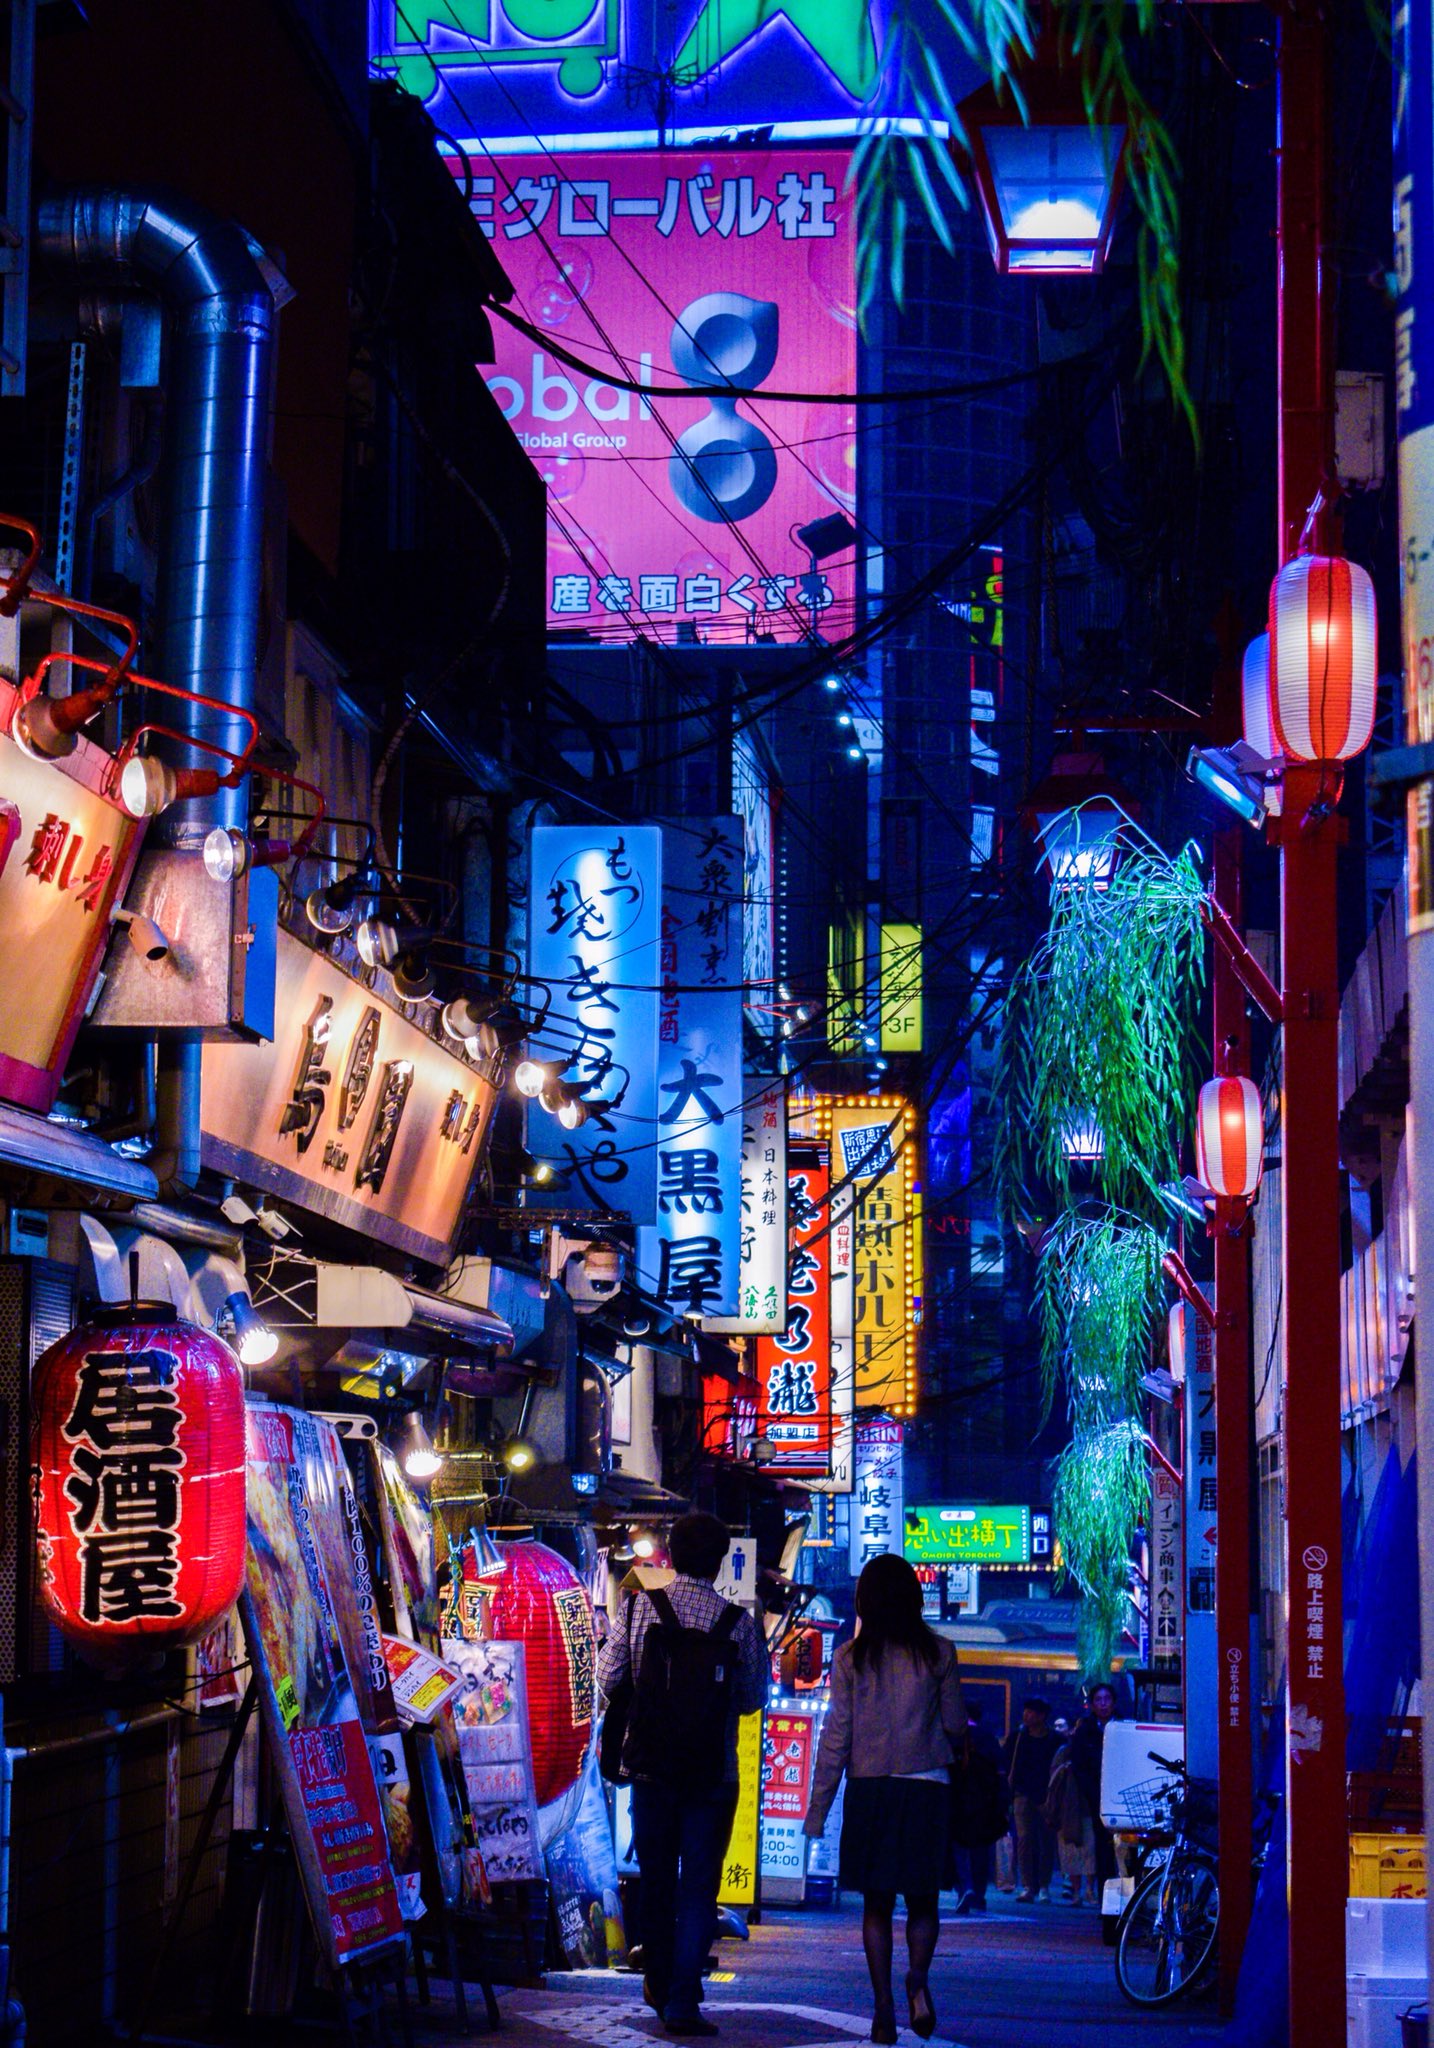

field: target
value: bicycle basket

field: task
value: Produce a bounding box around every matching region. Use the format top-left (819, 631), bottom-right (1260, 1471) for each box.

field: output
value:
top-left (1112, 1775), bottom-right (1175, 1832)
top-left (1179, 1777), bottom-right (1220, 1848)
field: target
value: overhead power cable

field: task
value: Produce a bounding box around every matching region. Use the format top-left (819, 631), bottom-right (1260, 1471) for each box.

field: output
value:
top-left (489, 299), bottom-right (1101, 407)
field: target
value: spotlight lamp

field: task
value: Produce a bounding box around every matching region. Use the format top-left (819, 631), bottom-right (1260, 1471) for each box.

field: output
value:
top-left (500, 1434), bottom-right (539, 1475)
top-left (631, 1528), bottom-right (658, 1560)
top-left (202, 827), bottom-right (294, 884)
top-left (821, 673), bottom-right (843, 693)
top-left (514, 1056), bottom-right (564, 1099)
top-left (119, 754), bottom-right (223, 820)
top-left (441, 995), bottom-right (502, 1043)
top-left (305, 869), bottom-right (378, 936)
top-left (397, 1411), bottom-right (444, 1484)
top-left (220, 1290), bottom-right (279, 1367)
top-left (391, 950), bottom-right (436, 1003)
top-left (1185, 743), bottom-right (1270, 829)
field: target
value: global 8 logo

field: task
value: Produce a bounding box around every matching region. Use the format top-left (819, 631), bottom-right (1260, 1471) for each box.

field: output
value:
top-left (669, 293), bottom-right (779, 524)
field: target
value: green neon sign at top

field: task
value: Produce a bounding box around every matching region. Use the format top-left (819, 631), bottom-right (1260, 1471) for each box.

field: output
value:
top-left (902, 1504), bottom-right (1032, 1567)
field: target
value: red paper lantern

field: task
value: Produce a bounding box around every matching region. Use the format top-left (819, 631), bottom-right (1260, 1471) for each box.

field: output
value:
top-left (1267, 554), bottom-right (1377, 763)
top-left (32, 1302), bottom-right (247, 1654)
top-left (489, 1539), bottom-right (594, 1807)
top-left (1195, 1076), bottom-right (1264, 1200)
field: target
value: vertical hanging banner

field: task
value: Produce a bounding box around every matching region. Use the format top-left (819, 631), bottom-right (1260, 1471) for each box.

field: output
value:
top-left (1397, 0), bottom-right (1434, 929)
top-left (1150, 1464), bottom-right (1184, 1682)
top-left (1181, 1305), bottom-right (1217, 1775)
top-left (756, 1148), bottom-right (832, 1474)
top-left (637, 819), bottom-right (744, 1317)
top-left (820, 1097), bottom-right (917, 1414)
top-left (705, 1075), bottom-right (788, 1333)
top-left (528, 824), bottom-right (662, 1221)
top-left (810, 1183), bottom-right (856, 1494)
top-left (849, 1418), bottom-right (905, 1576)
top-left (879, 922), bottom-right (923, 1052)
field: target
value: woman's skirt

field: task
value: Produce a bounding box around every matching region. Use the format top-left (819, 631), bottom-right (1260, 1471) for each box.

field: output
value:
top-left (839, 1776), bottom-right (949, 1896)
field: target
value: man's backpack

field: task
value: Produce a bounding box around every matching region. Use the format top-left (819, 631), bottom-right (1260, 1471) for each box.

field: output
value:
top-left (621, 1588), bottom-right (742, 1789)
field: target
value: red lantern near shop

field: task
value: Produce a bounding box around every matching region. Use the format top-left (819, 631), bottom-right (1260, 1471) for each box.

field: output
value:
top-left (1267, 554), bottom-right (1377, 763)
top-left (32, 1302), bottom-right (247, 1656)
top-left (489, 1539), bottom-right (595, 1807)
top-left (1194, 1076), bottom-right (1264, 1201)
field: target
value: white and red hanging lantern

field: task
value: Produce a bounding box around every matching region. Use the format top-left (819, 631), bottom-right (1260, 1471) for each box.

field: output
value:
top-left (1195, 1076), bottom-right (1264, 1201)
top-left (1267, 554), bottom-right (1377, 763)
top-left (1166, 1301), bottom-right (1187, 1386)
top-left (32, 1302), bottom-right (247, 1655)
top-left (1241, 631), bottom-right (1279, 763)
top-left (488, 1538), bottom-right (594, 1808)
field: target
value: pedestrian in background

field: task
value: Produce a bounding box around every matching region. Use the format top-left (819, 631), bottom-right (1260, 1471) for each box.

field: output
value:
top-left (804, 1554), bottom-right (965, 2045)
top-left (1002, 1696), bottom-right (1061, 1902)
top-left (1070, 1681), bottom-right (1121, 1907)
top-left (950, 1699), bottom-right (1006, 1916)
top-left (598, 1511), bottom-right (768, 2038)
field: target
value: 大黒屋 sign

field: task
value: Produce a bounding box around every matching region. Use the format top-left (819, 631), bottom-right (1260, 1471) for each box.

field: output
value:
top-left (527, 823), bottom-right (662, 1220)
top-left (902, 1504), bottom-right (1032, 1567)
top-left (202, 929), bottom-right (496, 1264)
top-left (467, 148), bottom-right (856, 647)
top-left (638, 818), bottom-right (745, 1317)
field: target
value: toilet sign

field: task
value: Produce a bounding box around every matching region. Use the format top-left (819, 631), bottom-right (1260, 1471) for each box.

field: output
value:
top-left (715, 1539), bottom-right (758, 1608)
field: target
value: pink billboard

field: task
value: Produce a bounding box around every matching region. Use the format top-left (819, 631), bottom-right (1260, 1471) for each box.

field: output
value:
top-left (464, 149), bottom-right (857, 643)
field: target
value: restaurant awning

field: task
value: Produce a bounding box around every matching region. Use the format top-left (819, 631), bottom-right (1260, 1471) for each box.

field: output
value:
top-left (246, 1250), bottom-right (515, 1380)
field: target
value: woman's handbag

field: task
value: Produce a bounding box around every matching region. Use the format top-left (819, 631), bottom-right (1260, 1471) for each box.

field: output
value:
top-left (949, 1731), bottom-right (1010, 1848)
top-left (598, 1596), bottom-right (634, 1783)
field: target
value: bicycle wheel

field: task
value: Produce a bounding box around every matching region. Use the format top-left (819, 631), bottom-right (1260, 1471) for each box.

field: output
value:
top-left (1115, 1857), bottom-right (1220, 2007)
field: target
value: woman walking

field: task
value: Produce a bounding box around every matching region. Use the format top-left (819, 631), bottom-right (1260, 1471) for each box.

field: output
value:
top-left (803, 1555), bottom-right (966, 2044)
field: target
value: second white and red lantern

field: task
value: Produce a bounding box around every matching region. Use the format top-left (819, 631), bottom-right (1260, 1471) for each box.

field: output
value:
top-left (32, 1301), bottom-right (247, 1655)
top-left (488, 1538), bottom-right (595, 1807)
top-left (1267, 553), bottom-right (1377, 763)
top-left (1195, 1076), bottom-right (1264, 1200)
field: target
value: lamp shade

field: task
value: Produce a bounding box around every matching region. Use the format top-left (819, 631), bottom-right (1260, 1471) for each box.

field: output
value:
top-left (1267, 554), bottom-right (1377, 763)
top-left (1167, 1301), bottom-right (1187, 1386)
top-left (489, 1539), bottom-right (595, 1807)
top-left (32, 1302), bottom-right (247, 1654)
top-left (1034, 799), bottom-right (1123, 889)
top-left (1241, 632), bottom-right (1278, 763)
top-left (1195, 1076), bottom-right (1264, 1200)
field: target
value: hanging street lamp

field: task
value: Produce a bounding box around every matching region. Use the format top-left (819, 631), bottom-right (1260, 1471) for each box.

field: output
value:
top-left (957, 39), bottom-right (1128, 276)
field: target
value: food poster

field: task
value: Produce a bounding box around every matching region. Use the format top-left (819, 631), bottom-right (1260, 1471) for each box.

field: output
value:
top-left (762, 1709), bottom-right (816, 1818)
top-left (444, 1635), bottom-right (544, 1884)
top-left (373, 1443), bottom-right (437, 1637)
top-left (241, 1400), bottom-right (403, 1967)
top-left (543, 1749), bottom-right (628, 1969)
top-left (369, 1447), bottom-right (491, 1912)
top-left (305, 1425), bottom-right (398, 1733)
top-left (372, 1730), bottom-right (425, 1922)
top-left (717, 1709), bottom-right (763, 1908)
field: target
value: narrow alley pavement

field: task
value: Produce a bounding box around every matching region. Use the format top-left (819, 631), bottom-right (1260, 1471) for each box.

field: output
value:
top-left (402, 1895), bottom-right (1214, 2048)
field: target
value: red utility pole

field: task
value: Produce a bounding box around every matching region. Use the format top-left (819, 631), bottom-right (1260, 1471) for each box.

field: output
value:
top-left (1211, 820), bottom-right (1254, 2015)
top-left (1276, 8), bottom-right (1347, 2041)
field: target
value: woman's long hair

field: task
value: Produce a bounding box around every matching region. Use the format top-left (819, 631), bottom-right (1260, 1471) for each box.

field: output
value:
top-left (851, 1553), bottom-right (943, 1672)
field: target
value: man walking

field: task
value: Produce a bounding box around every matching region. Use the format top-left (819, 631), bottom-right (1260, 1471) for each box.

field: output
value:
top-left (1070, 1681), bottom-right (1120, 1905)
top-left (1002, 1696), bottom-right (1061, 1902)
top-left (598, 1512), bottom-right (769, 2037)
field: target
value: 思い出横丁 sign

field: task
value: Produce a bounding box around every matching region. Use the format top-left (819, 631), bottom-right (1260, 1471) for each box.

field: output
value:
top-left (903, 1504), bottom-right (1032, 1567)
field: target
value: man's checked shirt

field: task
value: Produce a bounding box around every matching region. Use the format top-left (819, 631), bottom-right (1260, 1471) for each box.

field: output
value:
top-left (598, 1572), bottom-right (770, 1782)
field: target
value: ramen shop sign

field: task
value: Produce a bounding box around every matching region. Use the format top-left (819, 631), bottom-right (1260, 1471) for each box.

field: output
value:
top-left (202, 930), bottom-right (497, 1263)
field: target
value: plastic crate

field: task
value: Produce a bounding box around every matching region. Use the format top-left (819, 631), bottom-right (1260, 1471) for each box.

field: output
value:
top-left (1351, 1836), bottom-right (1428, 1901)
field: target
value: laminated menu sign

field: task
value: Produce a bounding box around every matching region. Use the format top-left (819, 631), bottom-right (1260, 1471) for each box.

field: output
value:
top-left (383, 1635), bottom-right (464, 1725)
top-left (444, 1636), bottom-right (544, 1883)
top-left (543, 1749), bottom-right (628, 1968)
top-left (241, 1400), bottom-right (403, 1966)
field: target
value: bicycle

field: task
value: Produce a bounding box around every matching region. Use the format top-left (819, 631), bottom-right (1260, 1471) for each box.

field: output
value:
top-left (1114, 1752), bottom-right (1221, 2007)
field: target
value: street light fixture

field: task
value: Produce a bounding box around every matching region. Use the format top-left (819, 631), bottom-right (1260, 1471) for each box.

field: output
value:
top-left (957, 43), bottom-right (1127, 276)
top-left (1186, 744), bottom-right (1269, 829)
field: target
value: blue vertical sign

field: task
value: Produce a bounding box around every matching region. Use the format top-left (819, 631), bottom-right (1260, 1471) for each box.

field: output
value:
top-left (636, 819), bottom-right (745, 1317)
top-left (528, 825), bottom-right (662, 1220)
top-left (1397, 0), bottom-right (1434, 932)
